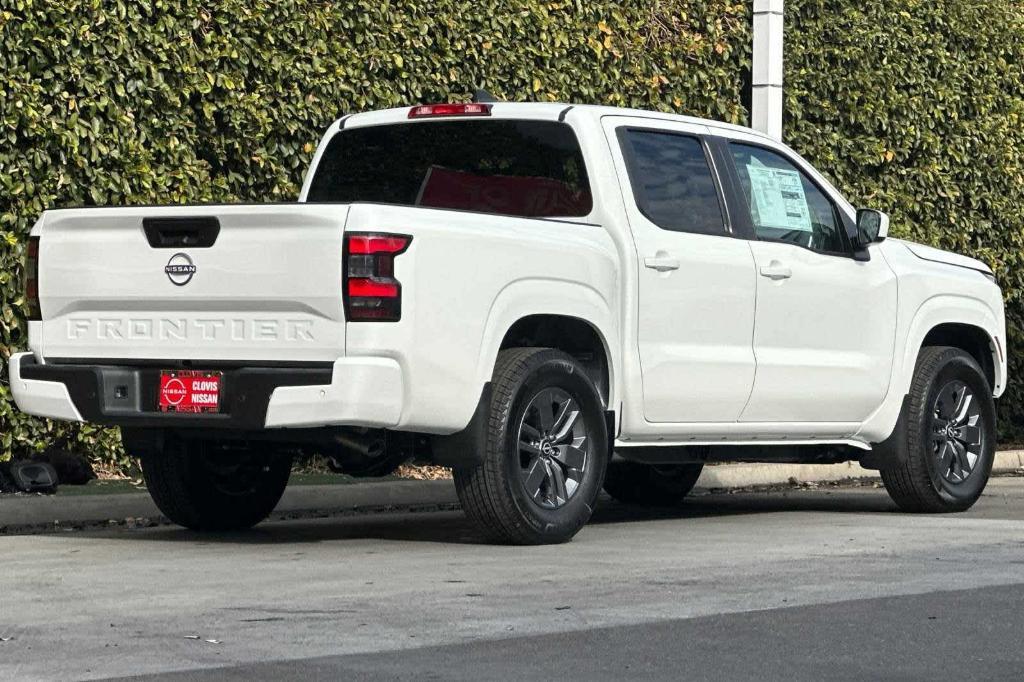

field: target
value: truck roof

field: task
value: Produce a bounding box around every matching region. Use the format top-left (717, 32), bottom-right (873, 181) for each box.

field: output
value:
top-left (335, 101), bottom-right (770, 141)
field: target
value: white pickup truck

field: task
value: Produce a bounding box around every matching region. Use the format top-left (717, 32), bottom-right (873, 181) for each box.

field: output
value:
top-left (10, 102), bottom-right (1006, 544)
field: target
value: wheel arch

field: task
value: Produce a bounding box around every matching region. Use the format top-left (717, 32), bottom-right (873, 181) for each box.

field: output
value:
top-left (434, 282), bottom-right (619, 471)
top-left (857, 294), bottom-right (1003, 450)
top-left (475, 279), bottom-right (620, 409)
top-left (498, 314), bottom-right (612, 406)
top-left (898, 296), bottom-right (1003, 402)
top-left (920, 322), bottom-right (998, 393)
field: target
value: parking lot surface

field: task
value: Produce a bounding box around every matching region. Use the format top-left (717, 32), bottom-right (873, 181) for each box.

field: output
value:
top-left (3, 477), bottom-right (1024, 680)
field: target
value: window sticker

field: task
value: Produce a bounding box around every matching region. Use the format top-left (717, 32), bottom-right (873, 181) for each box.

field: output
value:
top-left (746, 162), bottom-right (812, 232)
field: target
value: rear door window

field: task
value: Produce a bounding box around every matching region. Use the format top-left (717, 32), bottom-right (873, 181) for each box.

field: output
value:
top-left (618, 129), bottom-right (727, 236)
top-left (307, 120), bottom-right (592, 218)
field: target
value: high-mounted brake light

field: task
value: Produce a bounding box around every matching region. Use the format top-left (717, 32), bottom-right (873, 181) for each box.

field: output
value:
top-left (408, 103), bottom-right (492, 119)
top-left (343, 233), bottom-right (411, 322)
top-left (24, 236), bottom-right (40, 321)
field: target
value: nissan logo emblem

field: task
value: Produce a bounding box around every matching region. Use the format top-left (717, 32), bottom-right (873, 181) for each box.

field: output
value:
top-left (164, 253), bottom-right (196, 286)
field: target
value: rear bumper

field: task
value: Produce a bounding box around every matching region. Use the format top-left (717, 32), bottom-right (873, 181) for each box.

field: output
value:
top-left (8, 353), bottom-right (83, 423)
top-left (8, 352), bottom-right (404, 430)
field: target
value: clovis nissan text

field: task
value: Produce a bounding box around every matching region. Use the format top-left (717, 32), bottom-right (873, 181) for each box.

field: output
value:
top-left (9, 102), bottom-right (1007, 544)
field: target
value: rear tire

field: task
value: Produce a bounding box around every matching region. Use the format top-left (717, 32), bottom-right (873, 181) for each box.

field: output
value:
top-left (603, 460), bottom-right (704, 506)
top-left (141, 438), bottom-right (291, 531)
top-left (454, 348), bottom-right (609, 545)
top-left (881, 346), bottom-right (995, 513)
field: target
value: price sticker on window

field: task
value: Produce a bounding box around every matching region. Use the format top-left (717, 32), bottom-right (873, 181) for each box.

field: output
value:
top-left (746, 163), bottom-right (813, 232)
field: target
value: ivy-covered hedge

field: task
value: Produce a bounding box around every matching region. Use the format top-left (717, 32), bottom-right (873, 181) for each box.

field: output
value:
top-left (0, 0), bottom-right (1021, 468)
top-left (784, 0), bottom-right (1024, 434)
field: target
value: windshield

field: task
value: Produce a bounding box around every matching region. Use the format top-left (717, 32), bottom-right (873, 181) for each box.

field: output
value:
top-left (306, 119), bottom-right (592, 218)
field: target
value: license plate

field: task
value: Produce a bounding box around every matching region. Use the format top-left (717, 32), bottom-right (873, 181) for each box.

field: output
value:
top-left (158, 370), bottom-right (222, 413)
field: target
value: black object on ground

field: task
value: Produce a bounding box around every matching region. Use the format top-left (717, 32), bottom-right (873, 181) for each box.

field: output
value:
top-left (0, 459), bottom-right (59, 493)
top-left (33, 448), bottom-right (97, 485)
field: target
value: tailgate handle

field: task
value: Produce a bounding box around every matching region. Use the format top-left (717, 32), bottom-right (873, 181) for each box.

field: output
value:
top-left (143, 217), bottom-right (220, 248)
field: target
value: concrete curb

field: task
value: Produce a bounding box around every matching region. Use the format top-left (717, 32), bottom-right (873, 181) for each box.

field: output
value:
top-left (2, 452), bottom-right (1022, 533)
top-left (0, 479), bottom-right (459, 533)
top-left (695, 450), bottom-right (1024, 490)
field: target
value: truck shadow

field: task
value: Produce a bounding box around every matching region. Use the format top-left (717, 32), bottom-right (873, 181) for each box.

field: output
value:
top-left (82, 488), bottom-right (901, 546)
top-left (592, 488), bottom-right (898, 526)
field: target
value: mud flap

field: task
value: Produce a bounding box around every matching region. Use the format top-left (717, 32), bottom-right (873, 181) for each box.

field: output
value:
top-left (860, 394), bottom-right (910, 470)
top-left (605, 410), bottom-right (616, 461)
top-left (429, 383), bottom-right (492, 469)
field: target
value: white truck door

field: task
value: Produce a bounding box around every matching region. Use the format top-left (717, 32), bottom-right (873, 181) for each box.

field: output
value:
top-left (604, 117), bottom-right (757, 423)
top-left (719, 139), bottom-right (898, 424)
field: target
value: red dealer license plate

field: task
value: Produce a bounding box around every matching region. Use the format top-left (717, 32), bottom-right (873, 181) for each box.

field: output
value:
top-left (158, 370), bottom-right (222, 414)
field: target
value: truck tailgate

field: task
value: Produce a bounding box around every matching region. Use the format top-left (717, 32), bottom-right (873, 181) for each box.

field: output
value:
top-left (36, 204), bottom-right (348, 362)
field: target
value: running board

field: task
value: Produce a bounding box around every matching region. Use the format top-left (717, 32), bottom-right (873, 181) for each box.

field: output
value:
top-left (616, 442), bottom-right (868, 466)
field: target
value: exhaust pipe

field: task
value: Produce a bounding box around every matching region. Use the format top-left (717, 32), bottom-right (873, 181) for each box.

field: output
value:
top-left (324, 428), bottom-right (416, 478)
top-left (330, 431), bottom-right (386, 460)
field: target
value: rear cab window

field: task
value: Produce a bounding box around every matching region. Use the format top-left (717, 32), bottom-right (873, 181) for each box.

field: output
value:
top-left (307, 119), bottom-right (592, 218)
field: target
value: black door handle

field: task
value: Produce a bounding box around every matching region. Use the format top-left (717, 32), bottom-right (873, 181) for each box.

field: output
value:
top-left (143, 217), bottom-right (221, 248)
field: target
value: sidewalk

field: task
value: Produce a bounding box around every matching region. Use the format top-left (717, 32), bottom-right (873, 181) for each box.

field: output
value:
top-left (2, 452), bottom-right (1021, 534)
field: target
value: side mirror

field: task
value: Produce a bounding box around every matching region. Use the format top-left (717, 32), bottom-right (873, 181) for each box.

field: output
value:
top-left (855, 209), bottom-right (889, 246)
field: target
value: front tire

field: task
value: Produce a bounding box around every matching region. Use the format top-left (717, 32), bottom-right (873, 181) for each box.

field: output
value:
top-left (454, 348), bottom-right (609, 545)
top-left (881, 346), bottom-right (996, 513)
top-left (141, 438), bottom-right (291, 531)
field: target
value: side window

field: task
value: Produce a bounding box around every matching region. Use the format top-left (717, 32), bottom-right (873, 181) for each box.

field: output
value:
top-left (729, 143), bottom-right (847, 254)
top-left (619, 129), bottom-right (727, 236)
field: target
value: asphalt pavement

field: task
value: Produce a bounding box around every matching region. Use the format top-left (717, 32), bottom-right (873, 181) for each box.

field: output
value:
top-left (2, 477), bottom-right (1024, 680)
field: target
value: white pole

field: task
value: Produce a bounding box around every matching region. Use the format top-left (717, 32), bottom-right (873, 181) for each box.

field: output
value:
top-left (752, 0), bottom-right (784, 140)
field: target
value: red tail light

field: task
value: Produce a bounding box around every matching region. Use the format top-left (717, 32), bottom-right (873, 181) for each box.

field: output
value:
top-left (344, 233), bottom-right (411, 322)
top-left (408, 103), bottom-right (492, 119)
top-left (24, 236), bottom-right (40, 321)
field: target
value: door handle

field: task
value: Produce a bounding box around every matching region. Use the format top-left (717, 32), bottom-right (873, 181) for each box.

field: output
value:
top-left (644, 256), bottom-right (680, 272)
top-left (759, 261), bottom-right (792, 281)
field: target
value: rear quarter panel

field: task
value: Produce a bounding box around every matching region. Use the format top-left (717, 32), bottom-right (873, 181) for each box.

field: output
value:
top-left (342, 203), bottom-right (621, 433)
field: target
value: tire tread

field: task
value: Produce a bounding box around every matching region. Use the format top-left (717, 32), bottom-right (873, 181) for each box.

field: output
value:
top-left (142, 441), bottom-right (291, 531)
top-left (881, 345), bottom-right (993, 513)
top-left (454, 347), bottom-right (604, 544)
